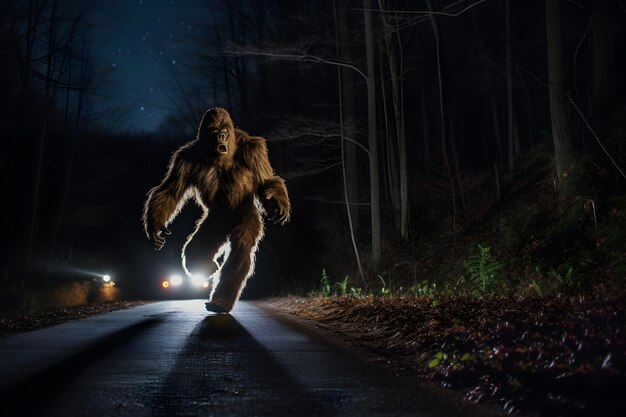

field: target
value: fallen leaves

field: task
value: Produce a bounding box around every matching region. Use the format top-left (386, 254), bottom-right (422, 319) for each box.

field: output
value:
top-left (281, 294), bottom-right (626, 415)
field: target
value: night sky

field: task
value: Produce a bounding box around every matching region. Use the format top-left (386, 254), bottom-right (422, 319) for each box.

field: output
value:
top-left (92, 0), bottom-right (196, 132)
top-left (2, 0), bottom-right (626, 303)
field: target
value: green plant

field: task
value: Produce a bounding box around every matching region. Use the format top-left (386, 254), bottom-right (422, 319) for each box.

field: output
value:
top-left (547, 265), bottom-right (578, 293)
top-left (526, 264), bottom-right (582, 296)
top-left (378, 275), bottom-right (391, 296)
top-left (428, 351), bottom-right (477, 369)
top-left (336, 276), bottom-right (349, 296)
top-left (320, 268), bottom-right (332, 297)
top-left (318, 270), bottom-right (351, 297)
top-left (350, 287), bottom-right (362, 297)
top-left (409, 280), bottom-right (438, 297)
top-left (459, 244), bottom-right (502, 296)
top-left (428, 351), bottom-right (448, 368)
top-left (529, 278), bottom-right (544, 297)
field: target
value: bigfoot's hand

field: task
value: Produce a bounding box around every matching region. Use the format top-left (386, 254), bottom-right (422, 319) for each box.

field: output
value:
top-left (147, 222), bottom-right (171, 250)
top-left (263, 188), bottom-right (291, 224)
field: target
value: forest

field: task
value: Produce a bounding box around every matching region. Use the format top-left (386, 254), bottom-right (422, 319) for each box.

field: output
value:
top-left (1, 0), bottom-right (625, 300)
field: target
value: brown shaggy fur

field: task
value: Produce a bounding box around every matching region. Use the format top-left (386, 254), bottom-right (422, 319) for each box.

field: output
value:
top-left (142, 108), bottom-right (290, 312)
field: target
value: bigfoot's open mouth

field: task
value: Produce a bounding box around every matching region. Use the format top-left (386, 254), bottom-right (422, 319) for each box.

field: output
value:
top-left (216, 144), bottom-right (228, 154)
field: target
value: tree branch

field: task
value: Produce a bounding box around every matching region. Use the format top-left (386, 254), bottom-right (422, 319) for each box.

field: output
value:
top-left (222, 49), bottom-right (368, 81)
top-left (351, 0), bottom-right (491, 16)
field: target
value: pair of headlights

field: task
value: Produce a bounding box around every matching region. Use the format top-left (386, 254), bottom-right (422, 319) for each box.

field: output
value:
top-left (162, 274), bottom-right (209, 289)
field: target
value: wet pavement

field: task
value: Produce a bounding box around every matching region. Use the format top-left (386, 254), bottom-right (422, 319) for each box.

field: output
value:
top-left (0, 301), bottom-right (500, 417)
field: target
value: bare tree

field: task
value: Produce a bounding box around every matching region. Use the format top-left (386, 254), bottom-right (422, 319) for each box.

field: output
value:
top-left (427, 0), bottom-right (457, 241)
top-left (338, 1), bottom-right (361, 233)
top-left (545, 0), bottom-right (571, 190)
top-left (505, 0), bottom-right (515, 172)
top-left (364, 0), bottom-right (382, 273)
top-left (378, 0), bottom-right (409, 240)
top-left (334, 0), bottom-right (365, 284)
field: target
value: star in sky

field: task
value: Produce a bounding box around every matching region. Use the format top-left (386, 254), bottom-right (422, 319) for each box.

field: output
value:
top-left (92, 0), bottom-right (196, 132)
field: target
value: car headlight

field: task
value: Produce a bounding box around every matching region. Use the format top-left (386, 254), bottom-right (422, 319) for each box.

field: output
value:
top-left (190, 273), bottom-right (208, 287)
top-left (169, 274), bottom-right (183, 286)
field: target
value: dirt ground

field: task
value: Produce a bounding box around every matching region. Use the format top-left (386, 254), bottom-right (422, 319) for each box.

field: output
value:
top-left (266, 295), bottom-right (626, 416)
top-left (0, 301), bottom-right (146, 336)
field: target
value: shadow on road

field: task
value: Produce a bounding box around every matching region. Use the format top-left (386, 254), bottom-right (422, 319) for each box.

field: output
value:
top-left (0, 317), bottom-right (163, 417)
top-left (151, 313), bottom-right (335, 417)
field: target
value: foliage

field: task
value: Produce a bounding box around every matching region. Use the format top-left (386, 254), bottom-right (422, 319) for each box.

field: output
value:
top-left (546, 266), bottom-right (577, 293)
top-left (408, 280), bottom-right (438, 297)
top-left (377, 275), bottom-right (391, 296)
top-left (317, 269), bottom-right (351, 297)
top-left (428, 350), bottom-right (477, 369)
top-left (350, 287), bottom-right (362, 297)
top-left (289, 294), bottom-right (626, 415)
top-left (336, 276), bottom-right (349, 296)
top-left (320, 268), bottom-right (332, 297)
top-left (529, 264), bottom-right (583, 296)
top-left (458, 244), bottom-right (502, 297)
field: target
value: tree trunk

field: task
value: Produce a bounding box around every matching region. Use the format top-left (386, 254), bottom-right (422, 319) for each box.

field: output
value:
top-left (364, 0), bottom-right (382, 273)
top-left (421, 89), bottom-right (430, 172)
top-left (490, 98), bottom-right (503, 170)
top-left (339, 3), bottom-right (360, 232)
top-left (379, 1), bottom-right (409, 240)
top-left (506, 0), bottom-right (515, 172)
top-left (45, 0), bottom-right (58, 96)
top-left (448, 113), bottom-right (466, 210)
top-left (546, 0), bottom-right (571, 190)
top-left (23, 0), bottom-right (41, 93)
top-left (427, 0), bottom-right (457, 242)
top-left (379, 48), bottom-right (400, 223)
top-left (27, 117), bottom-right (47, 279)
top-left (334, 0), bottom-right (365, 284)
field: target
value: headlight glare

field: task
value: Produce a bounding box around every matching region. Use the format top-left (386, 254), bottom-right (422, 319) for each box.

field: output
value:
top-left (169, 274), bottom-right (183, 286)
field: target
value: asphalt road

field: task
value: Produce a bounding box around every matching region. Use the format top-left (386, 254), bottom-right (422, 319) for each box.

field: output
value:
top-left (1, 301), bottom-right (499, 417)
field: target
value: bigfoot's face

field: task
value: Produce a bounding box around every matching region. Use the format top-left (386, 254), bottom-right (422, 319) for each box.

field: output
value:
top-left (200, 107), bottom-right (236, 158)
top-left (214, 128), bottom-right (230, 155)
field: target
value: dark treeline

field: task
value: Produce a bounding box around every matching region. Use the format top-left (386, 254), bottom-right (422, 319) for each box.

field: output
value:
top-left (1, 0), bottom-right (625, 298)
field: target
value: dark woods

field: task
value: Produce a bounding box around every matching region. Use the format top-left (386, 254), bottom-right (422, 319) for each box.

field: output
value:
top-left (1, 0), bottom-right (625, 299)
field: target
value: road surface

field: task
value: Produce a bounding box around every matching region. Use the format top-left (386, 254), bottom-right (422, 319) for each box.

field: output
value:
top-left (0, 300), bottom-right (499, 417)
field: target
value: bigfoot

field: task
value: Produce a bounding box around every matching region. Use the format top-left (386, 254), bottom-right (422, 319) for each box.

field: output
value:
top-left (143, 108), bottom-right (290, 313)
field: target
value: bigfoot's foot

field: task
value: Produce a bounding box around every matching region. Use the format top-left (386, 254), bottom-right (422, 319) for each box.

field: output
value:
top-left (205, 301), bottom-right (231, 314)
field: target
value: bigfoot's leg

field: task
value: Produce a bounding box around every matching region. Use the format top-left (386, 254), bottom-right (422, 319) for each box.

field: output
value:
top-left (182, 211), bottom-right (231, 279)
top-left (206, 206), bottom-right (263, 313)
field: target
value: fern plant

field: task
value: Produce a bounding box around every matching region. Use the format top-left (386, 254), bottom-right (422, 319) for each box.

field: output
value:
top-left (459, 244), bottom-right (502, 296)
top-left (335, 276), bottom-right (349, 296)
top-left (320, 268), bottom-right (332, 297)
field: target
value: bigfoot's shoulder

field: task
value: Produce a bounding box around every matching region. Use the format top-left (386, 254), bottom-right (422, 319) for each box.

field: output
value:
top-left (234, 130), bottom-right (273, 179)
top-left (176, 139), bottom-right (205, 164)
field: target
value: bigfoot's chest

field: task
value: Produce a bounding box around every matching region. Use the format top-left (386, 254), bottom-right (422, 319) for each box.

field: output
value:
top-left (198, 166), bottom-right (256, 208)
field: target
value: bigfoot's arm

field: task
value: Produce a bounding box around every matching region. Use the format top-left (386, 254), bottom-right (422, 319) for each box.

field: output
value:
top-left (241, 135), bottom-right (291, 224)
top-left (258, 177), bottom-right (290, 224)
top-left (143, 151), bottom-right (193, 249)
